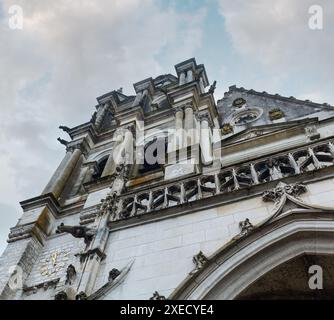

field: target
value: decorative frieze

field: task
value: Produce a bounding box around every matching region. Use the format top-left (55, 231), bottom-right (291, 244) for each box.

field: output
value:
top-left (262, 182), bottom-right (307, 203)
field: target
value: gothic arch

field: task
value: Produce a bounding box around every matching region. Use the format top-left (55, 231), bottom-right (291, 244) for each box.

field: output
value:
top-left (169, 211), bottom-right (334, 300)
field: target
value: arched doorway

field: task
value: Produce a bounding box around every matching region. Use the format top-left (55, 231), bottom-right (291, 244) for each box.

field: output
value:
top-left (236, 254), bottom-right (334, 299)
top-left (170, 211), bottom-right (334, 300)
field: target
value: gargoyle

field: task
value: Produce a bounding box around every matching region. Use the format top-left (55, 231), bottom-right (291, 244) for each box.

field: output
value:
top-left (57, 137), bottom-right (69, 146)
top-left (209, 80), bottom-right (217, 94)
top-left (59, 125), bottom-right (71, 133)
top-left (56, 223), bottom-right (95, 245)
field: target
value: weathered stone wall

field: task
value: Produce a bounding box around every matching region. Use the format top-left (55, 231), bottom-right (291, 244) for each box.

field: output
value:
top-left (91, 177), bottom-right (334, 300)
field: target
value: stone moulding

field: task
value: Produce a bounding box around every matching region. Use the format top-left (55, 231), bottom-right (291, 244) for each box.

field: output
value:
top-left (23, 278), bottom-right (60, 295)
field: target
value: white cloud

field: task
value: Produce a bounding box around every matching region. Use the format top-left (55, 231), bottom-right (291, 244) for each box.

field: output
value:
top-left (218, 0), bottom-right (334, 102)
top-left (0, 0), bottom-right (206, 253)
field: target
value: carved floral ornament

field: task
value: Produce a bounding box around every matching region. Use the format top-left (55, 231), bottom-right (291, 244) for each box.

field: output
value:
top-left (221, 123), bottom-right (233, 135)
top-left (269, 108), bottom-right (285, 121)
top-left (232, 98), bottom-right (246, 108)
top-left (232, 182), bottom-right (334, 240)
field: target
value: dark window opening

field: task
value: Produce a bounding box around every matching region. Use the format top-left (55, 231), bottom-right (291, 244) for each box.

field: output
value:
top-left (92, 156), bottom-right (108, 180)
top-left (139, 137), bottom-right (167, 174)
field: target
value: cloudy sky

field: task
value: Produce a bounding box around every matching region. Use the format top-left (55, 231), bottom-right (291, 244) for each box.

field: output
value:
top-left (0, 0), bottom-right (333, 254)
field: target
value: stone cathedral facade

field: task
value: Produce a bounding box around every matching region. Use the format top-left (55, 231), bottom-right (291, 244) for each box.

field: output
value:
top-left (2, 58), bottom-right (334, 300)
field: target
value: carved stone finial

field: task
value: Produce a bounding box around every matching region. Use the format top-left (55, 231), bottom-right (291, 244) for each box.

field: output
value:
top-left (108, 268), bottom-right (121, 282)
top-left (65, 264), bottom-right (77, 285)
top-left (57, 137), bottom-right (69, 146)
top-left (149, 291), bottom-right (166, 300)
top-left (221, 123), bottom-right (233, 135)
top-left (56, 223), bottom-right (95, 245)
top-left (193, 251), bottom-right (208, 270)
top-left (239, 218), bottom-right (254, 236)
top-left (262, 182), bottom-right (307, 203)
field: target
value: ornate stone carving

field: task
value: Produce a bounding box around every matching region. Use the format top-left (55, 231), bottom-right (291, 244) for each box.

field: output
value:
top-left (108, 268), bottom-right (121, 281)
top-left (305, 125), bottom-right (320, 141)
top-left (55, 291), bottom-right (68, 300)
top-left (269, 108), bottom-right (285, 121)
top-left (192, 251), bottom-right (208, 270)
top-left (232, 98), bottom-right (246, 108)
top-left (149, 291), bottom-right (166, 300)
top-left (262, 182), bottom-right (307, 203)
top-left (87, 260), bottom-right (134, 300)
top-left (221, 123), bottom-right (233, 135)
top-left (239, 218), bottom-right (254, 236)
top-left (56, 223), bottom-right (96, 245)
top-left (76, 291), bottom-right (88, 300)
top-left (65, 264), bottom-right (76, 285)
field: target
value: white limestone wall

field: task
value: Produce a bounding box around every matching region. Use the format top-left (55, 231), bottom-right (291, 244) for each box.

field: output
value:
top-left (2, 177), bottom-right (334, 300)
top-left (94, 177), bottom-right (334, 300)
top-left (94, 197), bottom-right (273, 299)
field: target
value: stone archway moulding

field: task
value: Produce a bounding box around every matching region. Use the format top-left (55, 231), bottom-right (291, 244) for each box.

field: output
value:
top-left (169, 213), bottom-right (334, 300)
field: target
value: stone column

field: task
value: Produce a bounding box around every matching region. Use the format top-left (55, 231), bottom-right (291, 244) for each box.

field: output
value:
top-left (43, 147), bottom-right (82, 199)
top-left (95, 103), bottom-right (109, 129)
top-left (179, 72), bottom-right (186, 85)
top-left (186, 69), bottom-right (194, 83)
top-left (108, 127), bottom-right (134, 172)
top-left (199, 77), bottom-right (205, 93)
top-left (174, 108), bottom-right (184, 151)
top-left (132, 92), bottom-right (143, 107)
top-left (199, 115), bottom-right (213, 165)
top-left (122, 128), bottom-right (134, 165)
top-left (184, 105), bottom-right (194, 148)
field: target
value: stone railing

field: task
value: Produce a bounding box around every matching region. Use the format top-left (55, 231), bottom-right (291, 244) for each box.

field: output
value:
top-left (113, 140), bottom-right (334, 221)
